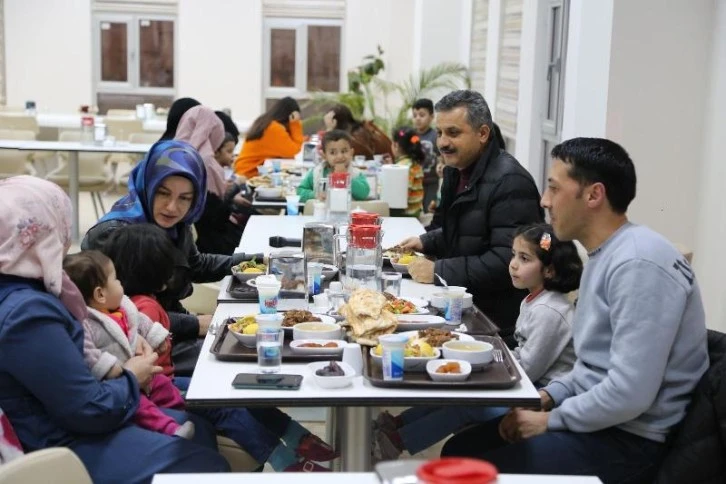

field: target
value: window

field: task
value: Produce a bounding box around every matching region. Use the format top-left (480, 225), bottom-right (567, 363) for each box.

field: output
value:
top-left (93, 14), bottom-right (176, 112)
top-left (264, 18), bottom-right (342, 99)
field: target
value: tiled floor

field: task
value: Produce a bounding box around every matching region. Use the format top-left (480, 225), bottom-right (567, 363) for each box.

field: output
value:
top-left (75, 190), bottom-right (448, 469)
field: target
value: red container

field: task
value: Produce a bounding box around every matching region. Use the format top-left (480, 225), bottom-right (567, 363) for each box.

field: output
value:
top-left (329, 172), bottom-right (350, 189)
top-left (350, 211), bottom-right (381, 226)
top-left (348, 224), bottom-right (381, 249)
top-left (416, 458), bottom-right (498, 484)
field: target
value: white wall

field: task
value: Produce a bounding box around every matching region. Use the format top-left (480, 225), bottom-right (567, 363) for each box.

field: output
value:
top-left (695, 0), bottom-right (726, 333)
top-left (4, 0), bottom-right (93, 112)
top-left (605, 0), bottom-right (712, 253)
top-left (417, 0), bottom-right (471, 69)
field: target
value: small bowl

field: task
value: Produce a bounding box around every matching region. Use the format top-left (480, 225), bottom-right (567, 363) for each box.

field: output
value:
top-left (369, 347), bottom-right (441, 372)
top-left (307, 360), bottom-right (356, 389)
top-left (390, 261), bottom-right (409, 274)
top-left (320, 263), bottom-right (339, 280)
top-left (442, 340), bottom-right (493, 366)
top-left (231, 265), bottom-right (266, 283)
top-left (430, 291), bottom-right (474, 309)
top-left (256, 186), bottom-right (283, 199)
top-left (227, 326), bottom-right (257, 348)
top-left (426, 359), bottom-right (472, 382)
top-left (289, 339), bottom-right (346, 355)
top-left (293, 322), bottom-right (342, 341)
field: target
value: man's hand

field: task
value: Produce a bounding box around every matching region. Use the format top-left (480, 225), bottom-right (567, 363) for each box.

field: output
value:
top-left (499, 408), bottom-right (550, 443)
top-left (428, 200), bottom-right (437, 214)
top-left (197, 314), bottom-right (213, 336)
top-left (135, 335), bottom-right (153, 357)
top-left (408, 257), bottom-right (434, 284)
top-left (398, 236), bottom-right (423, 252)
top-left (123, 353), bottom-right (162, 389)
top-left (539, 389), bottom-right (554, 411)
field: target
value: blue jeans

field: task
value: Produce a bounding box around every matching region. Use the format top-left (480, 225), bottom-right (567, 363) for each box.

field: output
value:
top-left (70, 408), bottom-right (229, 484)
top-left (398, 406), bottom-right (508, 455)
top-left (441, 416), bottom-right (666, 484)
top-left (174, 377), bottom-right (291, 463)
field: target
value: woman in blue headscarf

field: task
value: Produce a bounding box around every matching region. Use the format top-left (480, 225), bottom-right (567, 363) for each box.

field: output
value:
top-left (82, 140), bottom-right (260, 374)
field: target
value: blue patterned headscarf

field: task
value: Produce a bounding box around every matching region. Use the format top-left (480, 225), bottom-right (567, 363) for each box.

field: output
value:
top-left (99, 140), bottom-right (207, 236)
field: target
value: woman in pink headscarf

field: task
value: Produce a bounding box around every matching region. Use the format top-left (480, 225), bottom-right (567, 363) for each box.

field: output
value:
top-left (175, 105), bottom-right (251, 255)
top-left (0, 176), bottom-right (229, 482)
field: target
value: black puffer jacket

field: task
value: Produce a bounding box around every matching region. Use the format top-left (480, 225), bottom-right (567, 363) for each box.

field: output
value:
top-left (82, 220), bottom-right (259, 340)
top-left (654, 329), bottom-right (726, 484)
top-left (420, 141), bottom-right (543, 342)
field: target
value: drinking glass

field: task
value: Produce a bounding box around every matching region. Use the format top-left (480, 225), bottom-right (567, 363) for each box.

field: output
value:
top-left (257, 329), bottom-right (284, 373)
top-left (380, 271), bottom-right (402, 297)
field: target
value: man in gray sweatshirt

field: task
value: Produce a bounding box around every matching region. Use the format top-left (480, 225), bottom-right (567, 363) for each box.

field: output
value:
top-left (441, 137), bottom-right (708, 483)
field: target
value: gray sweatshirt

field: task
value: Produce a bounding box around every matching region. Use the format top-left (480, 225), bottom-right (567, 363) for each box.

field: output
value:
top-left (544, 223), bottom-right (708, 443)
top-left (513, 290), bottom-right (576, 386)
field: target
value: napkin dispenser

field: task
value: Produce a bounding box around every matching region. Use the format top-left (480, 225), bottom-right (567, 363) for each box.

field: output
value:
top-left (302, 223), bottom-right (336, 266)
top-left (379, 165), bottom-right (409, 209)
top-left (267, 250), bottom-right (308, 310)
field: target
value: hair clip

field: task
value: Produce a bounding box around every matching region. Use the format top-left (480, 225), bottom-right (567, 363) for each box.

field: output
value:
top-left (399, 129), bottom-right (405, 137)
top-left (411, 135), bottom-right (420, 144)
top-left (540, 233), bottom-right (552, 251)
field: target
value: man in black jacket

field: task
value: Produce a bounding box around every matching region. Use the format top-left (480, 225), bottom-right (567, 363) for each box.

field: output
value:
top-left (400, 90), bottom-right (543, 342)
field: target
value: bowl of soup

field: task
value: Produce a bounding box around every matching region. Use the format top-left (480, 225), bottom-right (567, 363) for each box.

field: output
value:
top-left (293, 322), bottom-right (342, 341)
top-left (442, 340), bottom-right (493, 366)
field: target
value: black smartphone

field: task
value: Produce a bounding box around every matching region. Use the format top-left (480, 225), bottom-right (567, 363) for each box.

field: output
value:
top-left (231, 373), bottom-right (303, 390)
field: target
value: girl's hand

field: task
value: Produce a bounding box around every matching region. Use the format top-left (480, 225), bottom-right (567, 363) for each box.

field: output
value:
top-left (135, 335), bottom-right (153, 357)
top-left (157, 339), bottom-right (170, 355)
top-left (289, 111), bottom-right (301, 122)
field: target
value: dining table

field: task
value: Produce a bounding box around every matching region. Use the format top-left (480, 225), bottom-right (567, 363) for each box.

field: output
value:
top-left (187, 215), bottom-right (541, 472)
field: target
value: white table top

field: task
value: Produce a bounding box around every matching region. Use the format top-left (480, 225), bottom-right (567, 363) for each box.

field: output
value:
top-left (235, 215), bottom-right (425, 255)
top-left (34, 113), bottom-right (252, 134)
top-left (152, 472), bottom-right (603, 483)
top-left (0, 139), bottom-right (151, 153)
top-left (184, 303), bottom-right (540, 408)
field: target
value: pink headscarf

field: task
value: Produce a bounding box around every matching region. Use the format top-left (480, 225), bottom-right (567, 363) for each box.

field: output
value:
top-left (0, 176), bottom-right (87, 322)
top-left (175, 105), bottom-right (226, 197)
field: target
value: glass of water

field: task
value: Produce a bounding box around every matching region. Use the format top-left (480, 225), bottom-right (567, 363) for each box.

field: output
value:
top-left (380, 271), bottom-right (403, 297)
top-left (257, 329), bottom-right (284, 373)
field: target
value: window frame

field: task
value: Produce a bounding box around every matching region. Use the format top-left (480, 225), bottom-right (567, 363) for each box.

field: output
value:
top-left (263, 17), bottom-right (344, 99)
top-left (92, 12), bottom-right (178, 98)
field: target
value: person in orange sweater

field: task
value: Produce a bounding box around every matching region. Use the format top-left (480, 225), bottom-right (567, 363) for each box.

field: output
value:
top-left (234, 97), bottom-right (304, 178)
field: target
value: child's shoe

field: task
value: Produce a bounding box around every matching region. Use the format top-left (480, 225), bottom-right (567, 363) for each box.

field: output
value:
top-left (295, 433), bottom-right (339, 462)
top-left (283, 459), bottom-right (331, 472)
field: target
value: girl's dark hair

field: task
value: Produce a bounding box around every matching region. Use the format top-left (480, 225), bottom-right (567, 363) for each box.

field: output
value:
top-left (246, 97), bottom-right (300, 141)
top-left (160, 97), bottom-right (201, 141)
top-left (218, 131), bottom-right (237, 150)
top-left (321, 129), bottom-right (353, 151)
top-left (98, 223), bottom-right (177, 297)
top-left (63, 250), bottom-right (112, 304)
top-left (215, 111), bottom-right (239, 144)
top-left (392, 126), bottom-right (425, 163)
top-left (514, 223), bottom-right (583, 293)
top-left (329, 104), bottom-right (361, 132)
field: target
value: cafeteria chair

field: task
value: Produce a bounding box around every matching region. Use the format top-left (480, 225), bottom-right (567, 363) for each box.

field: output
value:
top-left (0, 129), bottom-right (39, 180)
top-left (106, 109), bottom-right (137, 117)
top-left (46, 131), bottom-right (114, 219)
top-left (0, 114), bottom-right (39, 135)
top-left (0, 448), bottom-right (92, 484)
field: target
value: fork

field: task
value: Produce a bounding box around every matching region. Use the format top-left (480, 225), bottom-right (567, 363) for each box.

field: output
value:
top-left (492, 349), bottom-right (504, 363)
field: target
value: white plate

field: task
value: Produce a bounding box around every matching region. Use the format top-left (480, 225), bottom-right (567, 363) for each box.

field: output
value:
top-left (396, 330), bottom-right (474, 345)
top-left (282, 313), bottom-right (336, 332)
top-left (426, 359), bottom-right (472, 382)
top-left (308, 361), bottom-right (356, 389)
top-left (289, 339), bottom-right (346, 354)
top-left (395, 314), bottom-right (447, 331)
top-left (369, 347), bottom-right (441, 372)
top-left (385, 297), bottom-right (429, 315)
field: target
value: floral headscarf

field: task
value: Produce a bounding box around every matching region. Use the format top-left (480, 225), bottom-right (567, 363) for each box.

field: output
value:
top-left (0, 176), bottom-right (72, 297)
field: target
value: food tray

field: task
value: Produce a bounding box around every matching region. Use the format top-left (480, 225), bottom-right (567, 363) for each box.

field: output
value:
top-left (210, 324), bottom-right (343, 362)
top-left (225, 276), bottom-right (339, 303)
top-left (426, 305), bottom-right (500, 336)
top-left (362, 335), bottom-right (520, 389)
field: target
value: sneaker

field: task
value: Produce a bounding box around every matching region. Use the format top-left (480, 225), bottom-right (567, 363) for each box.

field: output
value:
top-left (283, 459), bottom-right (331, 472)
top-left (295, 434), bottom-right (339, 462)
top-left (173, 421), bottom-right (195, 440)
top-left (376, 427), bottom-right (403, 462)
top-left (375, 411), bottom-right (398, 431)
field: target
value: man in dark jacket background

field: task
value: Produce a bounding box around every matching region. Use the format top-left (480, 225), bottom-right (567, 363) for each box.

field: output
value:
top-left (399, 90), bottom-right (543, 342)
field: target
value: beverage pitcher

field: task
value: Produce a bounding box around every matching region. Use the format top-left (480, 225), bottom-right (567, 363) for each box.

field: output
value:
top-left (335, 224), bottom-right (383, 291)
top-left (327, 172), bottom-right (351, 223)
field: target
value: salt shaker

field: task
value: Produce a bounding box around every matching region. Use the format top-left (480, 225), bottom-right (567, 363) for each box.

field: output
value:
top-left (342, 343), bottom-right (363, 376)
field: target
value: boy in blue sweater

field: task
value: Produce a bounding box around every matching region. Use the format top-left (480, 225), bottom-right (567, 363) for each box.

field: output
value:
top-left (441, 137), bottom-right (708, 483)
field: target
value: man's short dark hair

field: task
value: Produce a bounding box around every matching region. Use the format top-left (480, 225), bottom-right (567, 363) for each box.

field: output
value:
top-left (551, 137), bottom-right (637, 214)
top-left (412, 99), bottom-right (434, 115)
top-left (322, 129), bottom-right (353, 151)
top-left (435, 90), bottom-right (493, 130)
top-left (98, 223), bottom-right (177, 297)
top-left (63, 251), bottom-right (112, 304)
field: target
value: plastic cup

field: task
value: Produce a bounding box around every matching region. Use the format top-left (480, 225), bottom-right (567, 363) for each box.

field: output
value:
top-left (444, 287), bottom-right (466, 326)
top-left (286, 195), bottom-right (300, 215)
top-left (256, 275), bottom-right (282, 314)
top-left (257, 329), bottom-right (284, 373)
top-left (271, 159), bottom-right (282, 172)
top-left (380, 272), bottom-right (402, 297)
top-left (307, 262), bottom-right (323, 296)
top-left (342, 342), bottom-right (364, 376)
top-left (378, 334), bottom-right (408, 381)
top-left (271, 172), bottom-right (282, 187)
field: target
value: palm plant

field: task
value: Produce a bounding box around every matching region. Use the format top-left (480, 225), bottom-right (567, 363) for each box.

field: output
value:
top-left (305, 47), bottom-right (470, 134)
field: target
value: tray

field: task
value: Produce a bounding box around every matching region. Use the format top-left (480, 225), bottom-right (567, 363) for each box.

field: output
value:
top-left (362, 335), bottom-right (521, 389)
top-left (426, 305), bottom-right (499, 336)
top-left (226, 273), bottom-right (339, 302)
top-left (210, 323), bottom-right (343, 362)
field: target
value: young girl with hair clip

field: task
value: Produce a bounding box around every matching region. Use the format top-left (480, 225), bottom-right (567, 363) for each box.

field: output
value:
top-left (391, 127), bottom-right (425, 217)
top-left (101, 223), bottom-right (338, 472)
top-left (374, 223), bottom-right (583, 461)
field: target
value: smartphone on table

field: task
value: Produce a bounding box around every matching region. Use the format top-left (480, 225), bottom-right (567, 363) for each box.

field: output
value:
top-left (231, 373), bottom-right (303, 390)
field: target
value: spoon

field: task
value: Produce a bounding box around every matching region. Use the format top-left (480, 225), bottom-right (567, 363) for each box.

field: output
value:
top-left (435, 273), bottom-right (448, 288)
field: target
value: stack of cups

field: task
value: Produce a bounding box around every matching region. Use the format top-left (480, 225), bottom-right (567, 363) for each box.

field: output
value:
top-left (444, 287), bottom-right (466, 326)
top-left (307, 262), bottom-right (323, 296)
top-left (378, 333), bottom-right (408, 381)
top-left (256, 275), bottom-right (282, 314)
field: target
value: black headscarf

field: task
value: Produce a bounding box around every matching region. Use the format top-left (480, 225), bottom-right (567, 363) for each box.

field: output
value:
top-left (159, 97), bottom-right (201, 141)
top-left (215, 111), bottom-right (240, 144)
